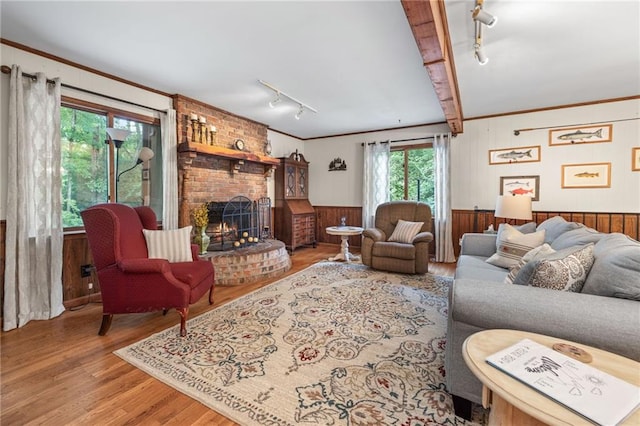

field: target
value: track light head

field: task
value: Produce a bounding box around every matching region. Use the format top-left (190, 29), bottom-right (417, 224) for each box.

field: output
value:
top-left (473, 6), bottom-right (497, 27)
top-left (268, 93), bottom-right (281, 108)
top-left (294, 105), bottom-right (304, 120)
top-left (474, 45), bottom-right (489, 65)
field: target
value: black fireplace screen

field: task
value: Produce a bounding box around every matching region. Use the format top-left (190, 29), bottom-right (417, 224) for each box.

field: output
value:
top-left (207, 196), bottom-right (271, 251)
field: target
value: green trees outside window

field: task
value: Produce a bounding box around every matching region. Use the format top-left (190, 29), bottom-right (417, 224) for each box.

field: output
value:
top-left (60, 103), bottom-right (163, 228)
top-left (390, 145), bottom-right (434, 208)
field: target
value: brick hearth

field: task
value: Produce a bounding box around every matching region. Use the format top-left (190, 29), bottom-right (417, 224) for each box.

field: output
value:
top-left (201, 240), bottom-right (291, 286)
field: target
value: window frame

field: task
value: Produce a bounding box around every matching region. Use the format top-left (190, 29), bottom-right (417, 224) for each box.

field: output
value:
top-left (390, 142), bottom-right (434, 202)
top-left (61, 96), bottom-right (161, 232)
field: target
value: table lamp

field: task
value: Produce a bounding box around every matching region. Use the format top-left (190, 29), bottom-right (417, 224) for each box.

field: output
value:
top-left (495, 195), bottom-right (532, 223)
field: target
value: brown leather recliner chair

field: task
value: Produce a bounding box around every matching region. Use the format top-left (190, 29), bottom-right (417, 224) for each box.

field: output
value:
top-left (361, 201), bottom-right (434, 274)
top-left (81, 203), bottom-right (215, 337)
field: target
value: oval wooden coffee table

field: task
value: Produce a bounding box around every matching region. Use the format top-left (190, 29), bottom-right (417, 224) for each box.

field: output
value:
top-left (326, 226), bottom-right (363, 263)
top-left (463, 329), bottom-right (640, 425)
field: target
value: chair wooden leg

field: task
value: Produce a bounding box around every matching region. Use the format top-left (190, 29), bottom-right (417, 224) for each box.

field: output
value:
top-left (208, 285), bottom-right (215, 305)
top-left (162, 309), bottom-right (168, 316)
top-left (177, 307), bottom-right (188, 337)
top-left (98, 314), bottom-right (113, 336)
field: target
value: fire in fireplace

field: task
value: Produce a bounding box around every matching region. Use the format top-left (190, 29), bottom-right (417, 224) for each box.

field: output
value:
top-left (207, 196), bottom-right (271, 251)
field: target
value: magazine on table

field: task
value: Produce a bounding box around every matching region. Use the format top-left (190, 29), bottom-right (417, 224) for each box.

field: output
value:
top-left (485, 339), bottom-right (640, 426)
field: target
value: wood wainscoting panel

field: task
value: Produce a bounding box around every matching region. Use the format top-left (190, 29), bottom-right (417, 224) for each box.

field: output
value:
top-left (314, 206), bottom-right (363, 247)
top-left (452, 210), bottom-right (640, 257)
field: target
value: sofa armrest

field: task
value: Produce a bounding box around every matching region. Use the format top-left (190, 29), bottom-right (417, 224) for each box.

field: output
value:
top-left (459, 233), bottom-right (497, 257)
top-left (451, 279), bottom-right (640, 361)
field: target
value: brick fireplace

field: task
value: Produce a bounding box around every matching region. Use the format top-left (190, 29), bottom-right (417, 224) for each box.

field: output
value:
top-left (172, 94), bottom-right (290, 284)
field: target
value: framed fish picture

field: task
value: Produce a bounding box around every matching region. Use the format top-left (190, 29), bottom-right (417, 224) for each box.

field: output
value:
top-left (549, 124), bottom-right (612, 146)
top-left (562, 162), bottom-right (611, 188)
top-left (500, 175), bottom-right (540, 201)
top-left (488, 145), bottom-right (541, 165)
top-left (633, 147), bottom-right (640, 171)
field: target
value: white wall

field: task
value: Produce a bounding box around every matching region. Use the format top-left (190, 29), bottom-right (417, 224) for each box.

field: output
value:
top-left (451, 99), bottom-right (640, 213)
top-left (0, 44), bottom-right (173, 219)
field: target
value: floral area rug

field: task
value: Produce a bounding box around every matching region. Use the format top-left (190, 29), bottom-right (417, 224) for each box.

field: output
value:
top-left (115, 261), bottom-right (486, 425)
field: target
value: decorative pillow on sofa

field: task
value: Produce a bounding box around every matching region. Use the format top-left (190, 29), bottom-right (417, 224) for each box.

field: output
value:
top-left (388, 219), bottom-right (424, 243)
top-left (536, 216), bottom-right (582, 244)
top-left (142, 226), bottom-right (193, 263)
top-left (513, 243), bottom-right (595, 292)
top-left (486, 223), bottom-right (546, 268)
top-left (504, 243), bottom-right (556, 284)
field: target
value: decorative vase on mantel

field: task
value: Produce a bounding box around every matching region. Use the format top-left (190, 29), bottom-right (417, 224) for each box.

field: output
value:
top-left (194, 226), bottom-right (210, 255)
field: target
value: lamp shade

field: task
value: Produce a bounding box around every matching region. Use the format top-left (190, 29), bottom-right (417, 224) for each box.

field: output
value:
top-left (495, 195), bottom-right (532, 220)
top-left (473, 7), bottom-right (497, 27)
top-left (138, 147), bottom-right (154, 163)
top-left (106, 127), bottom-right (131, 144)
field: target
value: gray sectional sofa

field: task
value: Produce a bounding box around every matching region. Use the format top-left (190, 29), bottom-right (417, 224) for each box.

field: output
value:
top-left (445, 216), bottom-right (640, 412)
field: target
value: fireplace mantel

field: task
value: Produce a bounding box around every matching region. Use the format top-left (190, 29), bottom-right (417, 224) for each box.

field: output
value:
top-left (178, 142), bottom-right (280, 175)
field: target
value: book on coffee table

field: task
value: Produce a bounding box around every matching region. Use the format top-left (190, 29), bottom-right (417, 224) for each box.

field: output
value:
top-left (485, 339), bottom-right (640, 426)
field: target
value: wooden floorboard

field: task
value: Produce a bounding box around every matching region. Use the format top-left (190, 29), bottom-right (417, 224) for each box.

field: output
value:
top-left (0, 243), bottom-right (455, 425)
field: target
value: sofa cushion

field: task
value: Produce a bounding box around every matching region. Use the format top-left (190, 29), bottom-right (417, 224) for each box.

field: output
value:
top-left (143, 226), bottom-right (193, 263)
top-left (516, 222), bottom-right (537, 234)
top-left (513, 244), bottom-right (595, 292)
top-left (387, 219), bottom-right (424, 243)
top-left (486, 223), bottom-right (546, 268)
top-left (582, 234), bottom-right (640, 300)
top-left (456, 255), bottom-right (510, 282)
top-left (504, 243), bottom-right (556, 284)
top-left (537, 216), bottom-right (582, 244)
top-left (550, 226), bottom-right (604, 250)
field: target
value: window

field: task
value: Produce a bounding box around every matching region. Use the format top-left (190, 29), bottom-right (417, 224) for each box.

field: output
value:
top-left (389, 144), bottom-right (434, 208)
top-left (60, 99), bottom-right (163, 228)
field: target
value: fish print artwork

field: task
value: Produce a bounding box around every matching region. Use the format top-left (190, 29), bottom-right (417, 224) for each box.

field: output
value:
top-left (549, 124), bottom-right (612, 146)
top-left (500, 176), bottom-right (539, 201)
top-left (562, 163), bottom-right (611, 188)
top-left (489, 146), bottom-right (540, 165)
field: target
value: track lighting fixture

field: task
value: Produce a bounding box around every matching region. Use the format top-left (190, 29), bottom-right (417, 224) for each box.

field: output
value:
top-left (474, 44), bottom-right (489, 65)
top-left (268, 93), bottom-right (281, 108)
top-left (471, 0), bottom-right (497, 65)
top-left (258, 79), bottom-right (317, 120)
top-left (472, 6), bottom-right (497, 27)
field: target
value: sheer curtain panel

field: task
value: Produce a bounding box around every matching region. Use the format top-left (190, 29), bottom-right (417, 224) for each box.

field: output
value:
top-left (161, 109), bottom-right (178, 229)
top-left (433, 133), bottom-right (456, 263)
top-left (362, 141), bottom-right (390, 229)
top-left (4, 65), bottom-right (65, 331)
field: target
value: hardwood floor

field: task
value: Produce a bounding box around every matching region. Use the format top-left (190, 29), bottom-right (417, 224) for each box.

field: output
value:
top-left (1, 244), bottom-right (455, 425)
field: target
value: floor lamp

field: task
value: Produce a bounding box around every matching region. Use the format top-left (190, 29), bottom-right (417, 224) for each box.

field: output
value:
top-left (495, 195), bottom-right (532, 224)
top-left (116, 147), bottom-right (155, 203)
top-left (106, 128), bottom-right (131, 202)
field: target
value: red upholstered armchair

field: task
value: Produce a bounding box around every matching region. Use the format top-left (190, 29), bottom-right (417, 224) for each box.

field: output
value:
top-left (81, 203), bottom-right (214, 337)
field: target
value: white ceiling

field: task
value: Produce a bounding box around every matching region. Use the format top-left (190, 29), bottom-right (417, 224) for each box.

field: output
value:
top-left (1, 1), bottom-right (639, 139)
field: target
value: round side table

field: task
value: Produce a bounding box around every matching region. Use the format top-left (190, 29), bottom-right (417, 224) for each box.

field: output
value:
top-left (325, 226), bottom-right (363, 263)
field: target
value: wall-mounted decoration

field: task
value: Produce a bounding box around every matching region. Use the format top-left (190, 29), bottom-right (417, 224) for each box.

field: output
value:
top-left (562, 162), bottom-right (611, 188)
top-left (633, 147), bottom-right (640, 171)
top-left (328, 157), bottom-right (347, 171)
top-left (489, 145), bottom-right (541, 165)
top-left (500, 175), bottom-right (540, 201)
top-left (549, 124), bottom-right (612, 146)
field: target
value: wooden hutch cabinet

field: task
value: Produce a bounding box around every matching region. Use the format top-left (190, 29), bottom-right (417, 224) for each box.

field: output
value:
top-left (274, 152), bottom-right (316, 252)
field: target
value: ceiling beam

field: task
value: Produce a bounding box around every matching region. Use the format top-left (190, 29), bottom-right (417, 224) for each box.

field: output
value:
top-left (401, 0), bottom-right (464, 134)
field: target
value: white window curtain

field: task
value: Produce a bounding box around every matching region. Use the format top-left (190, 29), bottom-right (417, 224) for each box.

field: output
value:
top-left (362, 141), bottom-right (390, 229)
top-left (3, 65), bottom-right (65, 331)
top-left (433, 133), bottom-right (456, 263)
top-left (160, 109), bottom-right (178, 229)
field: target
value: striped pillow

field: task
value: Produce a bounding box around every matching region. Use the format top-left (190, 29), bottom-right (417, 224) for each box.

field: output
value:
top-left (142, 226), bottom-right (193, 263)
top-left (388, 220), bottom-right (424, 243)
top-left (486, 223), bottom-right (545, 269)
